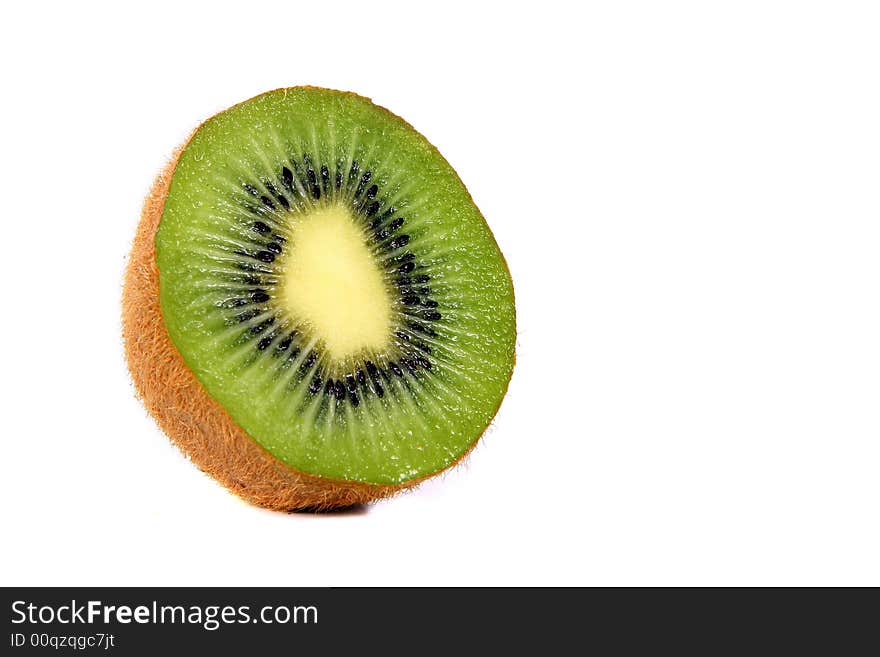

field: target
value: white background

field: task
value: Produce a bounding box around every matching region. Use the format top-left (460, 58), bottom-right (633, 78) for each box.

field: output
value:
top-left (1, 1), bottom-right (879, 586)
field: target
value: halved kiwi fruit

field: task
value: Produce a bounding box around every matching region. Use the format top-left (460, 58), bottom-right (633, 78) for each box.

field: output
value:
top-left (123, 87), bottom-right (515, 510)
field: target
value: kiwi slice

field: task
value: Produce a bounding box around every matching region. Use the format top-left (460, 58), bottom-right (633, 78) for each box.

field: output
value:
top-left (123, 87), bottom-right (515, 510)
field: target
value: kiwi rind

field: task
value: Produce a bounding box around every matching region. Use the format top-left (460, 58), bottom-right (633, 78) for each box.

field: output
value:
top-left (122, 88), bottom-right (514, 511)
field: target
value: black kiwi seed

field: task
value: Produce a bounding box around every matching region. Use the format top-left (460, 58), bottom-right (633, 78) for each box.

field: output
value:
top-left (422, 299), bottom-right (438, 308)
top-left (237, 309), bottom-right (259, 322)
top-left (413, 274), bottom-right (430, 284)
top-left (309, 376), bottom-right (322, 394)
top-left (356, 369), bottom-right (366, 385)
top-left (320, 165), bottom-right (329, 186)
top-left (416, 342), bottom-right (432, 355)
top-left (325, 379), bottom-right (335, 396)
top-left (266, 242), bottom-right (282, 254)
top-left (361, 171), bottom-right (372, 186)
top-left (257, 336), bottom-right (274, 350)
top-left (238, 260), bottom-right (270, 273)
top-left (305, 165), bottom-right (320, 200)
top-left (265, 182), bottom-right (289, 210)
top-left (395, 330), bottom-right (411, 341)
top-left (416, 356), bottom-right (432, 370)
top-left (389, 362), bottom-right (403, 377)
top-left (252, 221), bottom-right (271, 234)
top-left (408, 322), bottom-right (437, 337)
top-left (401, 295), bottom-right (420, 305)
top-left (244, 183), bottom-right (259, 196)
top-left (373, 380), bottom-right (385, 398)
top-left (366, 201), bottom-right (380, 217)
top-left (334, 380), bottom-right (346, 401)
top-left (388, 235), bottom-right (410, 249)
top-left (397, 277), bottom-right (412, 287)
top-left (260, 196), bottom-right (276, 210)
top-left (300, 352), bottom-right (317, 372)
top-left (365, 361), bottom-right (378, 377)
top-left (276, 336), bottom-right (292, 352)
top-left (335, 171), bottom-right (343, 189)
top-left (366, 184), bottom-right (378, 199)
top-left (349, 391), bottom-right (359, 407)
top-left (255, 251), bottom-right (276, 263)
top-left (281, 166), bottom-right (294, 190)
top-left (398, 262), bottom-right (415, 274)
top-left (402, 358), bottom-right (417, 373)
top-left (423, 311), bottom-right (442, 321)
top-left (345, 375), bottom-right (356, 393)
top-left (250, 317), bottom-right (275, 335)
top-left (251, 290), bottom-right (270, 303)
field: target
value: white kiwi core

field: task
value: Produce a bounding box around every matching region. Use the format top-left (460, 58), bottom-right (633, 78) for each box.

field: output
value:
top-left (280, 203), bottom-right (393, 361)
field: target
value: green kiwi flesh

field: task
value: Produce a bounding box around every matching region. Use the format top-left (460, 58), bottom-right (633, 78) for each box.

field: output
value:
top-left (155, 88), bottom-right (515, 486)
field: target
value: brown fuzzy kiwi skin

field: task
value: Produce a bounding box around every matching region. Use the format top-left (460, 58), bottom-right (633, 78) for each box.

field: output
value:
top-left (121, 88), bottom-right (514, 512)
